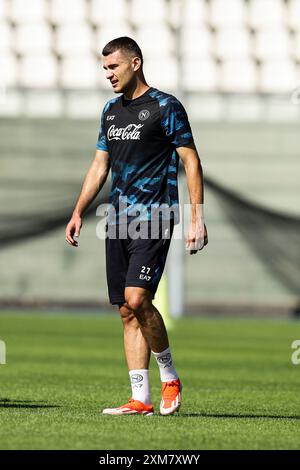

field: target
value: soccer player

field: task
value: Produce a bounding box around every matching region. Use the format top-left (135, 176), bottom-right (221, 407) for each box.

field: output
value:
top-left (65, 37), bottom-right (208, 416)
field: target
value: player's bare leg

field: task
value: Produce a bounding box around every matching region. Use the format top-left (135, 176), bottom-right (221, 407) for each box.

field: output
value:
top-left (119, 304), bottom-right (151, 370)
top-left (124, 287), bottom-right (169, 353)
top-left (124, 287), bottom-right (182, 415)
top-left (102, 287), bottom-right (182, 415)
top-left (102, 302), bottom-right (154, 415)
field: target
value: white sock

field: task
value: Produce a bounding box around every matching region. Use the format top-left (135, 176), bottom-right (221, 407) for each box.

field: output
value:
top-left (129, 369), bottom-right (151, 405)
top-left (152, 347), bottom-right (179, 382)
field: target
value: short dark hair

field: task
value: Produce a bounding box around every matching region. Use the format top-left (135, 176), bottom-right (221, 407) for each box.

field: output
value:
top-left (102, 36), bottom-right (143, 66)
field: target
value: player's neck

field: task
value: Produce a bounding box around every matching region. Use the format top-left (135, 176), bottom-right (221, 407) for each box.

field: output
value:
top-left (123, 81), bottom-right (151, 101)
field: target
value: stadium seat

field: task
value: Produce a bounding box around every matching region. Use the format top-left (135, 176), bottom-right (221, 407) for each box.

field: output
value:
top-left (221, 60), bottom-right (257, 92)
top-left (294, 32), bottom-right (300, 61)
top-left (130, 0), bottom-right (167, 26)
top-left (254, 29), bottom-right (291, 61)
top-left (90, 0), bottom-right (128, 26)
top-left (210, 0), bottom-right (246, 29)
top-left (180, 0), bottom-right (207, 26)
top-left (0, 0), bottom-right (7, 22)
top-left (0, 53), bottom-right (17, 86)
top-left (55, 24), bottom-right (94, 56)
top-left (181, 26), bottom-right (213, 58)
top-left (49, 0), bottom-right (87, 25)
top-left (0, 22), bottom-right (12, 53)
top-left (143, 57), bottom-right (178, 91)
top-left (96, 26), bottom-right (134, 52)
top-left (215, 29), bottom-right (251, 61)
top-left (249, 0), bottom-right (286, 30)
top-left (19, 55), bottom-right (58, 88)
top-left (135, 26), bottom-right (174, 58)
top-left (182, 59), bottom-right (218, 92)
top-left (168, 0), bottom-right (180, 28)
top-left (9, 0), bottom-right (47, 24)
top-left (15, 24), bottom-right (52, 55)
top-left (260, 61), bottom-right (298, 93)
top-left (287, 0), bottom-right (300, 31)
top-left (60, 56), bottom-right (98, 88)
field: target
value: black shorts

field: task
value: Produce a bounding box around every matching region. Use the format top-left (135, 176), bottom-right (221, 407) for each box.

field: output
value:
top-left (105, 220), bottom-right (174, 305)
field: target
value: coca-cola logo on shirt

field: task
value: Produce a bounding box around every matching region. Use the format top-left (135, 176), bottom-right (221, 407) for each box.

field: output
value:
top-left (107, 124), bottom-right (144, 141)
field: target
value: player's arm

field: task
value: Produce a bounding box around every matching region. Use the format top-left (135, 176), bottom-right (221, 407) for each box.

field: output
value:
top-left (177, 142), bottom-right (208, 254)
top-left (65, 149), bottom-right (110, 247)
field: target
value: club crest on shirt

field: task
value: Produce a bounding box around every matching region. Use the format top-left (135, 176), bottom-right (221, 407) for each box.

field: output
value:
top-left (138, 109), bottom-right (150, 121)
top-left (107, 124), bottom-right (144, 141)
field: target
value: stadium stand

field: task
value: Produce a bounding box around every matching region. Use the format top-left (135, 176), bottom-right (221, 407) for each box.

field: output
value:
top-left (90, 0), bottom-right (128, 25)
top-left (288, 0), bottom-right (300, 30)
top-left (210, 0), bottom-right (247, 29)
top-left (220, 59), bottom-right (257, 92)
top-left (15, 23), bottom-right (53, 55)
top-left (9, 0), bottom-right (48, 24)
top-left (19, 54), bottom-right (58, 88)
top-left (0, 22), bottom-right (12, 54)
top-left (181, 26), bottom-right (213, 58)
top-left (179, 0), bottom-right (207, 27)
top-left (0, 0), bottom-right (298, 98)
top-left (49, 0), bottom-right (88, 25)
top-left (130, 0), bottom-right (168, 25)
top-left (55, 23), bottom-right (94, 56)
top-left (0, 0), bottom-right (299, 315)
top-left (248, 0), bottom-right (286, 30)
top-left (182, 58), bottom-right (218, 91)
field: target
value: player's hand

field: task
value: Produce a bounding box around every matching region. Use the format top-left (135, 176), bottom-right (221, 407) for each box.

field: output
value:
top-left (186, 222), bottom-right (208, 255)
top-left (65, 213), bottom-right (82, 247)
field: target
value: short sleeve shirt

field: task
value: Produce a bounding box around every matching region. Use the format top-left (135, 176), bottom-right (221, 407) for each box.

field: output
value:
top-left (96, 87), bottom-right (193, 224)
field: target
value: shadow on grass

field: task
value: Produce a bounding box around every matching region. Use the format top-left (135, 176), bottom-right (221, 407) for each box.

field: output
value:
top-left (0, 398), bottom-right (59, 409)
top-left (179, 413), bottom-right (300, 420)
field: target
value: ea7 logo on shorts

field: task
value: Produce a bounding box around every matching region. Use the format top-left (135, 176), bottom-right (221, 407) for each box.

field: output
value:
top-left (106, 115), bottom-right (115, 120)
top-left (138, 109), bottom-right (150, 121)
top-left (139, 266), bottom-right (151, 281)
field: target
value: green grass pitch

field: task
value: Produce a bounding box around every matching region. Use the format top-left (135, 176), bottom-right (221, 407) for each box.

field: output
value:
top-left (0, 312), bottom-right (300, 450)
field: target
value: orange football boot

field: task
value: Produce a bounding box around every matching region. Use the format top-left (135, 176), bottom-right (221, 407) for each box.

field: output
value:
top-left (160, 379), bottom-right (182, 415)
top-left (102, 398), bottom-right (154, 416)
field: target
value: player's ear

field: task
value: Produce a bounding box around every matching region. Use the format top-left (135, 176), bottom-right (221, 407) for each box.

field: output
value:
top-left (132, 56), bottom-right (142, 72)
